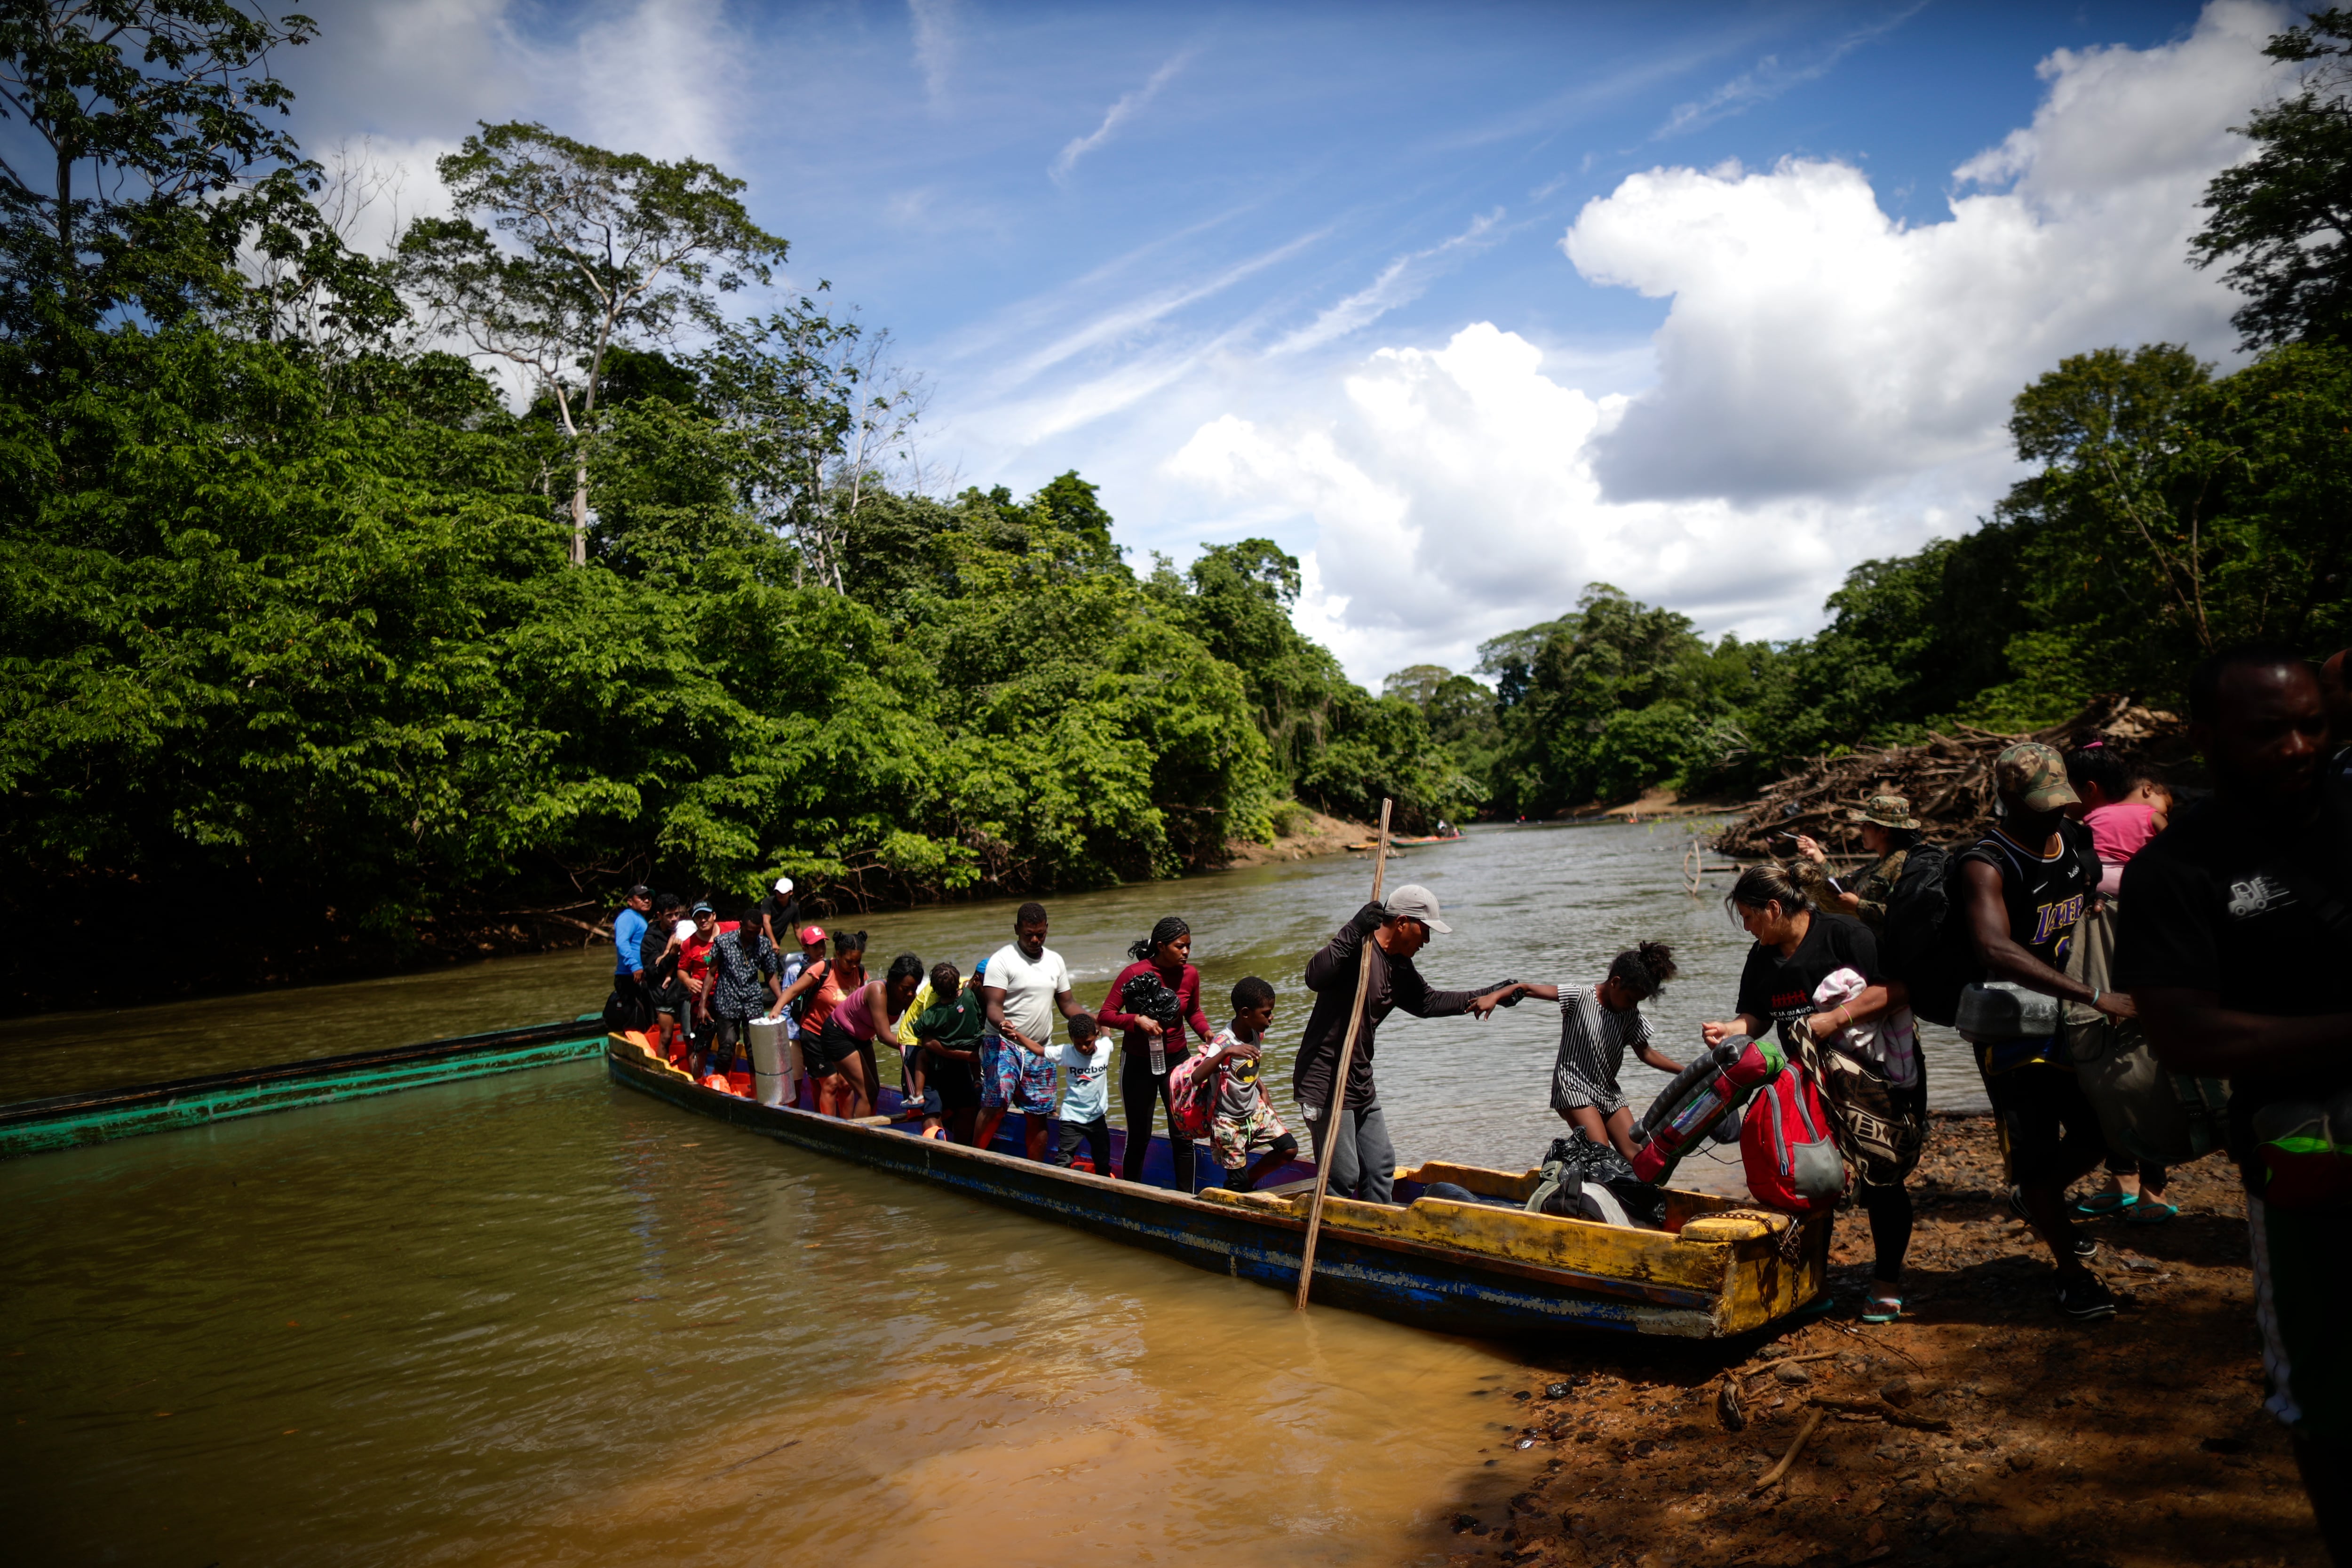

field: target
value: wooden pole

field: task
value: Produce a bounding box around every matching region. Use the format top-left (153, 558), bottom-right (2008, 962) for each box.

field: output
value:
top-left (1295, 797), bottom-right (1393, 1311)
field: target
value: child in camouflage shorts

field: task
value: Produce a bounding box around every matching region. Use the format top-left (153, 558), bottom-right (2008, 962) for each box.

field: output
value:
top-left (1203, 976), bottom-right (1300, 1192)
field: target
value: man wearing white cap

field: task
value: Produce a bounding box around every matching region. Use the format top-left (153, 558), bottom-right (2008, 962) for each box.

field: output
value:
top-left (754, 877), bottom-right (797, 953)
top-left (1295, 883), bottom-right (1519, 1202)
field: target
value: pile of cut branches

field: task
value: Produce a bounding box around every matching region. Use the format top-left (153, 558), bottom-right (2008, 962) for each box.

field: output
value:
top-left (1710, 695), bottom-right (2186, 859)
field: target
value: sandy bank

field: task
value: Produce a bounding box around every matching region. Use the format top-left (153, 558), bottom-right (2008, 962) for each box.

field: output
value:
top-left (1220, 807), bottom-right (1372, 867)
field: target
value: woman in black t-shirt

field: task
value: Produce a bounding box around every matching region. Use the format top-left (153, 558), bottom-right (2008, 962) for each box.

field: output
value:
top-left (1702, 863), bottom-right (1915, 1321)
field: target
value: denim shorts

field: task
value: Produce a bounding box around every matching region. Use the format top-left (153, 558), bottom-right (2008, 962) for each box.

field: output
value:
top-left (981, 1036), bottom-right (1057, 1115)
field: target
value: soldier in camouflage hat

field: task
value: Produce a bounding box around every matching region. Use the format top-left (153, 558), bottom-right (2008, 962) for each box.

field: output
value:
top-left (1957, 739), bottom-right (2133, 1321)
top-left (1792, 792), bottom-right (1922, 931)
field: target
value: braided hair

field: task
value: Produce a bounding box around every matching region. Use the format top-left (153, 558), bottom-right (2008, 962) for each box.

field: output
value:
top-left (1128, 915), bottom-right (1191, 964)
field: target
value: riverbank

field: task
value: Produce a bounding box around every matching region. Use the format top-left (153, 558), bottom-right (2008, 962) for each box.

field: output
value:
top-left (8, 806), bottom-right (1379, 1017)
top-left (1437, 1117), bottom-right (2318, 1568)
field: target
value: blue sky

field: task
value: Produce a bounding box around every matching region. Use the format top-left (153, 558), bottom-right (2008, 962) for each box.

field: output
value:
top-left (285, 0), bottom-right (2281, 685)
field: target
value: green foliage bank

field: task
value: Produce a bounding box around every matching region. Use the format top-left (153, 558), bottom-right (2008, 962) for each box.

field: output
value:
top-left (0, 6), bottom-right (1468, 1007)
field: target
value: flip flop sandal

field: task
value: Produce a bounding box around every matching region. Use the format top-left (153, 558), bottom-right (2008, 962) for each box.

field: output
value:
top-left (1860, 1293), bottom-right (1905, 1325)
top-left (2070, 1192), bottom-right (2137, 1218)
top-left (2124, 1198), bottom-right (2179, 1225)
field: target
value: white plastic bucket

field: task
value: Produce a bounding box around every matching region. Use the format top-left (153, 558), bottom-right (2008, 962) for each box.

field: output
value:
top-left (748, 1017), bottom-right (789, 1107)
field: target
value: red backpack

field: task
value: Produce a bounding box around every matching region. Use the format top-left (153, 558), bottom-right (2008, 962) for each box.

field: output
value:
top-left (1166, 1051), bottom-right (1219, 1141)
top-left (1741, 1062), bottom-right (1845, 1215)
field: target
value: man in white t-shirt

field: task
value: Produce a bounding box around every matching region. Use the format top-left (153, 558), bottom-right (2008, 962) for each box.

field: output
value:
top-left (978, 901), bottom-right (1086, 1161)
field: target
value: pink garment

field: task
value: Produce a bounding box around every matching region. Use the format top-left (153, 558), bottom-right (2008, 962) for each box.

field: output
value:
top-left (2086, 801), bottom-right (2158, 872)
top-left (830, 980), bottom-right (884, 1041)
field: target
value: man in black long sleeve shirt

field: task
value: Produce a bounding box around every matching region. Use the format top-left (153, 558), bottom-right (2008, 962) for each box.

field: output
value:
top-left (1294, 884), bottom-right (1517, 1202)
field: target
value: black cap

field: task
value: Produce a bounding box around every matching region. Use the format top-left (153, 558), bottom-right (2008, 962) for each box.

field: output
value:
top-left (626, 883), bottom-right (653, 900)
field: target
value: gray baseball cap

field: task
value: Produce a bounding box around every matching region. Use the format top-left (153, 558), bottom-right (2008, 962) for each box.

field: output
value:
top-left (1383, 884), bottom-right (1452, 934)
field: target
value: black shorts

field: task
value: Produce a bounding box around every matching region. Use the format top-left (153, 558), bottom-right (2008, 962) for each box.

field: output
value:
top-left (928, 1053), bottom-right (981, 1111)
top-left (807, 1017), bottom-right (863, 1076)
top-left (1977, 1055), bottom-right (2105, 1184)
top-left (651, 981), bottom-right (689, 1019)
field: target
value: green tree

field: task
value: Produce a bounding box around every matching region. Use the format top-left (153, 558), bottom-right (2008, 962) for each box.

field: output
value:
top-left (0, 0), bottom-right (325, 333)
top-left (2193, 7), bottom-right (2352, 349)
top-left (398, 122), bottom-right (789, 564)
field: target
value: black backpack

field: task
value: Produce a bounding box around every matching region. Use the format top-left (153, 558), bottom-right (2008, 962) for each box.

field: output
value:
top-left (1880, 842), bottom-right (1974, 1026)
top-left (1887, 824), bottom-right (2104, 1026)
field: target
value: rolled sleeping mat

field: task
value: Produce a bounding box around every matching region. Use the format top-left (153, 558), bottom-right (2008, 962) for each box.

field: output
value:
top-left (1629, 1035), bottom-right (1787, 1186)
top-left (748, 1016), bottom-right (788, 1107)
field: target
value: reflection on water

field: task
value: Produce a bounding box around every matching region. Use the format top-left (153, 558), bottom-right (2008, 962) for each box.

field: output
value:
top-left (0, 1067), bottom-right (1532, 1565)
top-left (2, 823), bottom-right (1984, 1560)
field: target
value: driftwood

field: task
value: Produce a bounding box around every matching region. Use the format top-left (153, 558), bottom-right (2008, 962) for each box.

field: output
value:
top-left (1712, 695), bottom-right (2187, 860)
top-left (1809, 1394), bottom-right (1953, 1432)
top-left (1751, 1409), bottom-right (1827, 1492)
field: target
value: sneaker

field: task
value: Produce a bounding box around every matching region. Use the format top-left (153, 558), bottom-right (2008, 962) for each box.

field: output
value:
top-left (2055, 1272), bottom-right (2116, 1321)
top-left (2013, 1186), bottom-right (2098, 1258)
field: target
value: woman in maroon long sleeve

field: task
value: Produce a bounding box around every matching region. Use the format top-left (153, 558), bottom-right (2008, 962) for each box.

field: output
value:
top-left (1100, 915), bottom-right (1218, 1190)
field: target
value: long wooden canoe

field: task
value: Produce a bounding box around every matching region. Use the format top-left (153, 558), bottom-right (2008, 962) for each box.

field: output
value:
top-left (0, 1016), bottom-right (609, 1159)
top-left (606, 1035), bottom-right (1829, 1341)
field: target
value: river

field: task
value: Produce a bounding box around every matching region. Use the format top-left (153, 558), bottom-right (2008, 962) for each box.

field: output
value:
top-left (1, 821), bottom-right (1983, 1563)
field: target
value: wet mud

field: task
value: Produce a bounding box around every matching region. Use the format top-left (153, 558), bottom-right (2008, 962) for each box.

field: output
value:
top-left (1433, 1116), bottom-right (2321, 1568)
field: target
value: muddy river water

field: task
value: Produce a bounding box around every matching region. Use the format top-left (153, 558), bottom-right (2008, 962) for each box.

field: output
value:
top-left (1, 822), bottom-right (1982, 1563)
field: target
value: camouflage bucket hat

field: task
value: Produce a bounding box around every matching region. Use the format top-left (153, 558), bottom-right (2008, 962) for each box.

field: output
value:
top-left (1993, 741), bottom-right (2080, 812)
top-left (1844, 793), bottom-right (1922, 830)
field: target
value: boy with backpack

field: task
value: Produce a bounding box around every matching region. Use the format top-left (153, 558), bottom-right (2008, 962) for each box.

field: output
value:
top-left (1201, 977), bottom-right (1300, 1192)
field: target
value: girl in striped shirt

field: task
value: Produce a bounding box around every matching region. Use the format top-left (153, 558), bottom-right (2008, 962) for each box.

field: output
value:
top-left (1513, 941), bottom-right (1684, 1160)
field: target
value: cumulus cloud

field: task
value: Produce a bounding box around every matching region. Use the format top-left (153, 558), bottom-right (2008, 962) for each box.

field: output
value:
top-left (1576, 0), bottom-right (2284, 502)
top-left (1167, 324), bottom-right (1861, 677)
top-left (1161, 1), bottom-right (2291, 681)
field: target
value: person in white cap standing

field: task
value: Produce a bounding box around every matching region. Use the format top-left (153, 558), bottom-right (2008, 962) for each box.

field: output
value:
top-left (754, 877), bottom-right (797, 953)
top-left (1294, 884), bottom-right (1520, 1202)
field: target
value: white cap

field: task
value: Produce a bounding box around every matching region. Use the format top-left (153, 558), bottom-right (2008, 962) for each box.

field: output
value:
top-left (1383, 883), bottom-right (1453, 934)
top-left (773, 877), bottom-right (794, 896)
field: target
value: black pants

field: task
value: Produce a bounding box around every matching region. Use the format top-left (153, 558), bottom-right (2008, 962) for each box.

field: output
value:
top-left (1857, 1074), bottom-right (1929, 1286)
top-left (1057, 1115), bottom-right (1111, 1171)
top-left (1118, 1044), bottom-right (1194, 1191)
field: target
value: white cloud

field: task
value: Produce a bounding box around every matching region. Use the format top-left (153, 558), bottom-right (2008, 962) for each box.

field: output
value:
top-left (1162, 1), bottom-right (2293, 684)
top-left (908, 0), bottom-right (959, 111)
top-left (1575, 0), bottom-right (2285, 502)
top-left (1051, 50), bottom-right (1194, 185)
top-left (1655, 2), bottom-right (1926, 139)
top-left (1167, 324), bottom-right (1862, 680)
top-left (1269, 209), bottom-right (1506, 357)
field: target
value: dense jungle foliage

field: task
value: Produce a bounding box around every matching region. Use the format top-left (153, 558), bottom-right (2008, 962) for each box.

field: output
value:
top-left (1386, 9), bottom-right (2352, 820)
top-left (0, 4), bottom-right (1473, 1005)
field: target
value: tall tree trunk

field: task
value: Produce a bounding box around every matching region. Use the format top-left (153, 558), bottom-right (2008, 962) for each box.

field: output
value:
top-left (569, 459), bottom-right (589, 566)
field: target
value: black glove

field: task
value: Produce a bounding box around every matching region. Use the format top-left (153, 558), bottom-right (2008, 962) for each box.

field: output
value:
top-left (1346, 901), bottom-right (1388, 939)
top-left (1490, 979), bottom-right (1524, 1007)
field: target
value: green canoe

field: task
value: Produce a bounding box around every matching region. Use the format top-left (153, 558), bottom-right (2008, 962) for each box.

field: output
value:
top-left (0, 1016), bottom-right (609, 1159)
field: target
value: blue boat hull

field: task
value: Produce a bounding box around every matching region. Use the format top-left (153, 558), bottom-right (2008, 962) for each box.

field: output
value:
top-left (606, 1041), bottom-right (1813, 1342)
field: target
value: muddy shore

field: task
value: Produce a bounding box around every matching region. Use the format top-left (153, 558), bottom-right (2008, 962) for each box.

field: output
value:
top-left (1430, 1116), bottom-right (2320, 1568)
